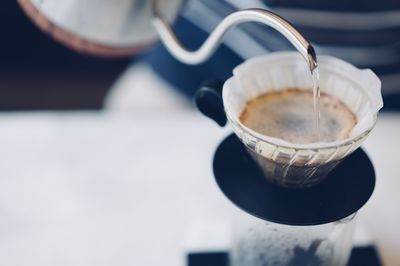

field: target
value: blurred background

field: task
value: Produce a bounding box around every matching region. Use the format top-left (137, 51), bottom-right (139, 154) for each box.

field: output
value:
top-left (2, 0), bottom-right (400, 111)
top-left (1, 1), bottom-right (400, 265)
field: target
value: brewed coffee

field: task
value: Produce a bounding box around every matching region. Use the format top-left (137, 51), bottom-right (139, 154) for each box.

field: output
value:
top-left (240, 89), bottom-right (356, 144)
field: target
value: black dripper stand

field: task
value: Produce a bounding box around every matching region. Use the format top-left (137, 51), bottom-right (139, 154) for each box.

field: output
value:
top-left (190, 81), bottom-right (379, 266)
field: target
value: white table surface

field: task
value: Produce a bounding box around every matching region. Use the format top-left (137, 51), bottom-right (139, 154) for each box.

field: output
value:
top-left (0, 111), bottom-right (399, 266)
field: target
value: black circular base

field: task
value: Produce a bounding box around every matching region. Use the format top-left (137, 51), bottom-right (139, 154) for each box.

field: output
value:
top-left (213, 134), bottom-right (375, 226)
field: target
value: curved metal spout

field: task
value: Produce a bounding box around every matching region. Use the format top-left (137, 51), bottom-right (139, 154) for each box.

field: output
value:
top-left (152, 6), bottom-right (317, 71)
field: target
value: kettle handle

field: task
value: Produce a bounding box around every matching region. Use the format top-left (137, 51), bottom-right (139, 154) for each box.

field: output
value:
top-left (195, 80), bottom-right (227, 127)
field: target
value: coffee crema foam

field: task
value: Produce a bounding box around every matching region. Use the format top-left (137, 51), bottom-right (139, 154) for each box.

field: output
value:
top-left (239, 89), bottom-right (357, 144)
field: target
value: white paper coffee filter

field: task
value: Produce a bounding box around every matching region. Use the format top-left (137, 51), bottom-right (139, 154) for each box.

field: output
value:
top-left (223, 52), bottom-right (383, 168)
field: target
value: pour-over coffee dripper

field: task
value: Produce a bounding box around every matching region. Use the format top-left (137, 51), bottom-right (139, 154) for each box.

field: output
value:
top-left (212, 133), bottom-right (375, 265)
top-left (196, 52), bottom-right (383, 188)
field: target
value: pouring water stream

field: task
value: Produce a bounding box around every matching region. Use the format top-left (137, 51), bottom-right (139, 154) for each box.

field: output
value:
top-left (312, 68), bottom-right (321, 142)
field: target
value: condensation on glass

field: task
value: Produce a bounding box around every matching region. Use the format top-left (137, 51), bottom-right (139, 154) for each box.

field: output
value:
top-left (231, 212), bottom-right (357, 266)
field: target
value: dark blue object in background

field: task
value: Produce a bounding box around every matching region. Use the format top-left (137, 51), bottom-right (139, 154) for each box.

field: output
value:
top-left (145, 0), bottom-right (400, 110)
